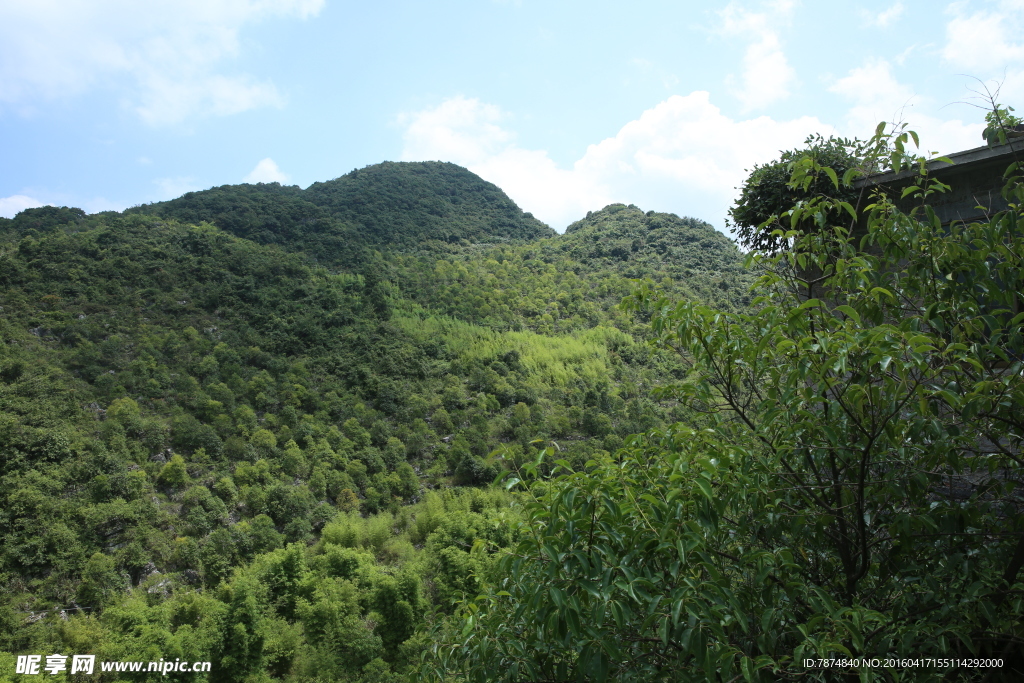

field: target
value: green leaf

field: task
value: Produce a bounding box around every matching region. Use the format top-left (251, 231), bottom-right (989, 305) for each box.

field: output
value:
top-left (823, 166), bottom-right (839, 189)
top-left (741, 656), bottom-right (756, 682)
top-left (869, 287), bottom-right (895, 301)
top-left (836, 305), bottom-right (861, 325)
top-left (672, 598), bottom-right (685, 627)
top-left (565, 608), bottom-right (582, 636)
top-left (798, 298), bottom-right (822, 310)
top-left (695, 478), bottom-right (714, 501)
top-left (840, 201), bottom-right (857, 221)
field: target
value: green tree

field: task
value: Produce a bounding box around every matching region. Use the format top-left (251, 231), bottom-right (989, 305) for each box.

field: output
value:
top-left (212, 579), bottom-right (265, 682)
top-left (362, 256), bottom-right (393, 320)
top-left (727, 134), bottom-right (863, 254)
top-left (157, 453), bottom-right (190, 489)
top-left (426, 124), bottom-right (1024, 681)
top-left (295, 577), bottom-right (384, 678)
top-left (982, 103), bottom-right (1022, 145)
top-left (76, 552), bottom-right (124, 608)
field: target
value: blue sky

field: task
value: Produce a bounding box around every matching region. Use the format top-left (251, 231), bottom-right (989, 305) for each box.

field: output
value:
top-left (2, 0), bottom-right (1022, 233)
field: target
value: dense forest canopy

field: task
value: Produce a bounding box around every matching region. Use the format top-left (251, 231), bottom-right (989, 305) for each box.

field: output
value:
top-left (0, 161), bottom-right (752, 682)
top-left (4, 123), bottom-right (1021, 682)
top-left (423, 125), bottom-right (1024, 681)
top-left (124, 161), bottom-right (556, 267)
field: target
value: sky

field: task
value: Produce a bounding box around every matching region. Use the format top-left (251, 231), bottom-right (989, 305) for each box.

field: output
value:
top-left (2, 0), bottom-right (1023, 234)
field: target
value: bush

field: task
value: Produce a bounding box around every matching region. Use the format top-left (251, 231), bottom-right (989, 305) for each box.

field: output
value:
top-left (427, 124), bottom-right (1024, 681)
top-left (728, 134), bottom-right (862, 253)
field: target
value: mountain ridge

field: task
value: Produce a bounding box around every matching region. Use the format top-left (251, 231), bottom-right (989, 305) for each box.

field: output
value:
top-left (123, 161), bottom-right (555, 259)
top-left (0, 161), bottom-right (754, 681)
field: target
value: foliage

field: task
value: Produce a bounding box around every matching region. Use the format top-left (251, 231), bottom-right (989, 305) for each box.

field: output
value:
top-left (129, 161), bottom-right (555, 261)
top-left (305, 161), bottom-right (555, 246)
top-left (0, 160), bottom-right (752, 680)
top-left (427, 125), bottom-right (1024, 680)
top-left (983, 104), bottom-right (1023, 146)
top-left (394, 204), bottom-right (753, 335)
top-left (728, 134), bottom-right (864, 254)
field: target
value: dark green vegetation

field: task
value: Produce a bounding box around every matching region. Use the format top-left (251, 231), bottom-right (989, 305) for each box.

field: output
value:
top-left (125, 161), bottom-right (555, 265)
top-left (727, 134), bottom-right (863, 254)
top-left (983, 104), bottom-right (1022, 146)
top-left (0, 162), bottom-right (750, 682)
top-left (429, 127), bottom-right (1024, 681)
top-left (11, 124), bottom-right (1020, 682)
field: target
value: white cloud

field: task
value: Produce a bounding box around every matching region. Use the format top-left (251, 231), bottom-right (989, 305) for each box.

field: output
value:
top-left (471, 149), bottom-right (615, 231)
top-left (943, 0), bottom-right (1024, 71)
top-left (244, 158), bottom-right (289, 184)
top-left (737, 33), bottom-right (797, 110)
top-left (941, 0), bottom-right (1024, 114)
top-left (0, 0), bottom-right (323, 125)
top-left (399, 96), bottom-right (513, 165)
top-left (79, 196), bottom-right (128, 214)
top-left (893, 43), bottom-right (917, 67)
top-left (135, 72), bottom-right (284, 127)
top-left (400, 96), bottom-right (610, 227)
top-left (861, 2), bottom-right (904, 28)
top-left (829, 58), bottom-right (985, 154)
top-left (0, 194), bottom-right (45, 218)
top-left (573, 92), bottom-right (824, 218)
top-left (400, 93), bottom-right (828, 232)
top-left (719, 1), bottom-right (797, 111)
top-left (829, 57), bottom-right (916, 129)
top-left (400, 90), bottom-right (994, 237)
top-left (999, 69), bottom-right (1024, 109)
top-left (0, 193), bottom-right (128, 217)
top-left (154, 177), bottom-right (202, 199)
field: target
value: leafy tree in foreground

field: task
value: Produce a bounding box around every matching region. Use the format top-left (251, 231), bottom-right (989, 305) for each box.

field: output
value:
top-left (983, 104), bottom-right (1023, 146)
top-left (425, 124), bottom-right (1024, 681)
top-left (727, 134), bottom-right (864, 254)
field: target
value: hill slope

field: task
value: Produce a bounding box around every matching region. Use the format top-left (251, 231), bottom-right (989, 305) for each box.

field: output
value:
top-left (126, 161), bottom-right (555, 260)
top-left (562, 203), bottom-right (745, 277)
top-left (0, 178), bottom-right (750, 681)
top-left (394, 203), bottom-right (753, 335)
top-left (305, 161), bottom-right (555, 245)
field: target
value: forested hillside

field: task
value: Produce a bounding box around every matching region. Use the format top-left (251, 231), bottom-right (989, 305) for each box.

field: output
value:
top-left (0, 164), bottom-right (751, 682)
top-left (125, 161), bottom-right (555, 266)
top-left (422, 128), bottom-right (1024, 682)
top-left (6, 128), bottom-right (1023, 681)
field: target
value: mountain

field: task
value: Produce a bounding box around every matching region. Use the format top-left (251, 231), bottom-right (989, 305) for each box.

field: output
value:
top-left (557, 203), bottom-right (751, 307)
top-left (125, 161), bottom-right (555, 264)
top-left (304, 161), bottom-right (555, 245)
top-left (0, 170), bottom-right (749, 681)
top-left (127, 181), bottom-right (342, 245)
top-left (562, 203), bottom-right (745, 276)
